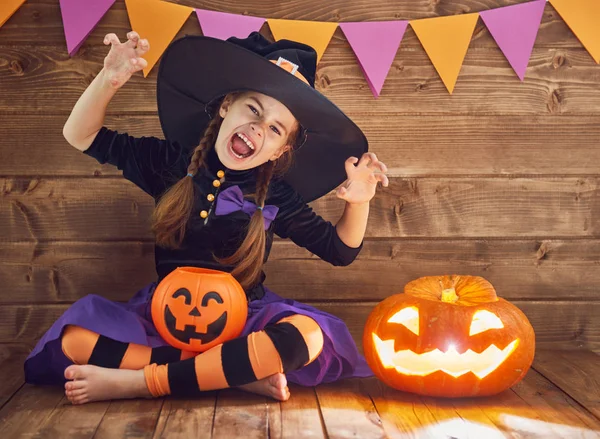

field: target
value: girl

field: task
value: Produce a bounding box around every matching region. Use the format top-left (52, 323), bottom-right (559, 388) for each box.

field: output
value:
top-left (24, 31), bottom-right (388, 404)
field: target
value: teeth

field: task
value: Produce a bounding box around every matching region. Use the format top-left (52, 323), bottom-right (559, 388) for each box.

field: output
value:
top-left (236, 132), bottom-right (255, 150)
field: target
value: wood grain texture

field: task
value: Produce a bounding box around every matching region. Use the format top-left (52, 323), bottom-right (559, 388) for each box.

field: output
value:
top-left (267, 384), bottom-right (326, 439)
top-left (151, 396), bottom-right (217, 439)
top-left (364, 370), bottom-right (600, 438)
top-left (360, 377), bottom-right (433, 438)
top-left (533, 350), bottom-right (600, 420)
top-left (4, 114), bottom-right (600, 177)
top-left (315, 378), bottom-right (385, 439)
top-left (0, 344), bottom-right (29, 410)
top-left (509, 367), bottom-right (600, 436)
top-left (212, 389), bottom-right (268, 439)
top-left (30, 396), bottom-right (111, 438)
top-left (0, 384), bottom-right (68, 438)
top-left (93, 399), bottom-right (164, 439)
top-left (2, 239), bottom-right (600, 304)
top-left (1, 45), bottom-right (599, 115)
top-left (2, 176), bottom-right (599, 241)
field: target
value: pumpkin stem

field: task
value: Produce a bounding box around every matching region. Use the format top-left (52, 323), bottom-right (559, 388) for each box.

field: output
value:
top-left (441, 288), bottom-right (459, 303)
top-left (439, 277), bottom-right (459, 303)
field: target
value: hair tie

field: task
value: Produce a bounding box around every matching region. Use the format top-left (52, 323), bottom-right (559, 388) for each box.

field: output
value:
top-left (186, 172), bottom-right (193, 177)
top-left (257, 206), bottom-right (263, 211)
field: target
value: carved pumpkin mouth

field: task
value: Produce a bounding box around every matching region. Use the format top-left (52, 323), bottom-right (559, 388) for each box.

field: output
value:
top-left (373, 334), bottom-right (519, 379)
top-left (164, 305), bottom-right (228, 344)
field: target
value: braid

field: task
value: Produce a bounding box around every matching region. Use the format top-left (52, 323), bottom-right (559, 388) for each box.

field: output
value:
top-left (186, 116), bottom-right (221, 177)
top-left (215, 161), bottom-right (276, 290)
top-left (151, 115), bottom-right (223, 249)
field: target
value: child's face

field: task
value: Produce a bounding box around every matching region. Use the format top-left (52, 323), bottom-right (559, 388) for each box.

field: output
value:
top-left (215, 91), bottom-right (297, 170)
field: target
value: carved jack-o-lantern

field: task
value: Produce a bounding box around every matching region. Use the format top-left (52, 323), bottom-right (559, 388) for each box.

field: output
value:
top-left (363, 275), bottom-right (535, 397)
top-left (151, 267), bottom-right (248, 352)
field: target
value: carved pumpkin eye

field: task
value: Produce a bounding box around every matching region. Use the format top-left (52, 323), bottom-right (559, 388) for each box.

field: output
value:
top-left (201, 291), bottom-right (224, 307)
top-left (388, 306), bottom-right (419, 335)
top-left (172, 288), bottom-right (192, 304)
top-left (469, 310), bottom-right (503, 336)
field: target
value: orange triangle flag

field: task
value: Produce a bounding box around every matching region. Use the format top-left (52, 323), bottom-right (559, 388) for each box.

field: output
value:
top-left (267, 19), bottom-right (338, 64)
top-left (0, 0), bottom-right (26, 28)
top-left (550, 0), bottom-right (600, 64)
top-left (411, 13), bottom-right (479, 94)
top-left (125, 0), bottom-right (193, 77)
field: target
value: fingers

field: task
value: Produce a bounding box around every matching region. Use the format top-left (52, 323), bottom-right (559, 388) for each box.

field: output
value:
top-left (375, 172), bottom-right (389, 187)
top-left (103, 33), bottom-right (120, 46)
top-left (344, 156), bottom-right (359, 175)
top-left (133, 56), bottom-right (148, 72)
top-left (135, 38), bottom-right (150, 57)
top-left (126, 31), bottom-right (140, 46)
top-left (359, 152), bottom-right (387, 173)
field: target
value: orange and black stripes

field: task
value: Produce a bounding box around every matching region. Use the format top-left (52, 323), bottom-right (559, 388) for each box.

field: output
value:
top-left (61, 325), bottom-right (196, 370)
top-left (61, 314), bottom-right (325, 398)
top-left (147, 313), bottom-right (324, 396)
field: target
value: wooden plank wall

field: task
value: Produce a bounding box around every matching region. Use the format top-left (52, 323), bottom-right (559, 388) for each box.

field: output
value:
top-left (1, 0), bottom-right (599, 354)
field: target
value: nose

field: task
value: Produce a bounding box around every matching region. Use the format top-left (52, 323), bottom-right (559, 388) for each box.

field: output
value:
top-left (250, 122), bottom-right (264, 137)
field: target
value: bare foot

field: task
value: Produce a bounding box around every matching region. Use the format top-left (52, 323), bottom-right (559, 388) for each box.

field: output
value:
top-left (64, 364), bottom-right (151, 405)
top-left (237, 373), bottom-right (290, 401)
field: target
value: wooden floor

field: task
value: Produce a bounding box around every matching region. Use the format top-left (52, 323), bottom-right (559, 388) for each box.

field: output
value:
top-left (0, 346), bottom-right (598, 438)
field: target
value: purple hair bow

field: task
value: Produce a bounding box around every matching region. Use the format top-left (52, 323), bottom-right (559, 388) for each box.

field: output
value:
top-left (215, 185), bottom-right (279, 230)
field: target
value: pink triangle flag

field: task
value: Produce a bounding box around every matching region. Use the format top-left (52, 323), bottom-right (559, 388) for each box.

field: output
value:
top-left (60, 0), bottom-right (116, 56)
top-left (196, 9), bottom-right (265, 40)
top-left (480, 0), bottom-right (546, 81)
top-left (339, 21), bottom-right (408, 98)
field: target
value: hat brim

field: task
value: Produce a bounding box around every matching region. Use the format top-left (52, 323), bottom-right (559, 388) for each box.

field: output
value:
top-left (157, 35), bottom-right (368, 203)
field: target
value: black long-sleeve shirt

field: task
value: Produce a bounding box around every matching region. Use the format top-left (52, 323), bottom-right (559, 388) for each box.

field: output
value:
top-left (82, 126), bottom-right (363, 300)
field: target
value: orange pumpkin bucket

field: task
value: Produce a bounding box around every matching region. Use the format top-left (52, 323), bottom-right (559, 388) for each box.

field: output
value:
top-left (151, 267), bottom-right (248, 352)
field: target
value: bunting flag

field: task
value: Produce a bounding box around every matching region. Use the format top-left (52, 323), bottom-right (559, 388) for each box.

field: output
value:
top-left (60, 0), bottom-right (116, 57)
top-left (2, 0), bottom-right (599, 91)
top-left (340, 21), bottom-right (408, 98)
top-left (267, 19), bottom-right (338, 64)
top-left (480, 0), bottom-right (545, 80)
top-left (0, 0), bottom-right (26, 28)
top-left (550, 0), bottom-right (600, 64)
top-left (125, 0), bottom-right (193, 77)
top-left (196, 9), bottom-right (265, 41)
top-left (411, 13), bottom-right (480, 94)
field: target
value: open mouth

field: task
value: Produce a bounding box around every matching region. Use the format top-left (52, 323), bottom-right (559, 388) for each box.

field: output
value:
top-left (373, 334), bottom-right (519, 379)
top-left (164, 305), bottom-right (228, 344)
top-left (228, 132), bottom-right (256, 160)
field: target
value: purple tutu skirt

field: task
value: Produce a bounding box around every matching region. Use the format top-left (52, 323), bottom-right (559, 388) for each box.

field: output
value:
top-left (24, 281), bottom-right (374, 387)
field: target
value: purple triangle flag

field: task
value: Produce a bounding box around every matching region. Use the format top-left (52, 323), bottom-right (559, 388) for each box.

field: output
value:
top-left (60, 0), bottom-right (116, 57)
top-left (196, 9), bottom-right (265, 41)
top-left (339, 21), bottom-right (408, 98)
top-left (480, 0), bottom-right (546, 81)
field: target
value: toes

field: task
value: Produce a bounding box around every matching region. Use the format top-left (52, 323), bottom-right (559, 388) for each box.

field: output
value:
top-left (64, 365), bottom-right (81, 380)
top-left (67, 388), bottom-right (87, 398)
top-left (71, 396), bottom-right (88, 405)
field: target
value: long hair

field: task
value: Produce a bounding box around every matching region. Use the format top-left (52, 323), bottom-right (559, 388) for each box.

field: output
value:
top-left (151, 92), bottom-right (300, 289)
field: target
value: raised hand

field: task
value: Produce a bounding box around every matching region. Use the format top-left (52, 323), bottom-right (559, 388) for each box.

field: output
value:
top-left (336, 152), bottom-right (389, 205)
top-left (103, 31), bottom-right (150, 89)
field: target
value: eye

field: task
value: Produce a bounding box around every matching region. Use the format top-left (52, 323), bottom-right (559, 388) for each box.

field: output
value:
top-left (172, 288), bottom-right (192, 305)
top-left (271, 126), bottom-right (281, 135)
top-left (388, 306), bottom-right (419, 335)
top-left (201, 291), bottom-right (224, 307)
top-left (469, 310), bottom-right (503, 336)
